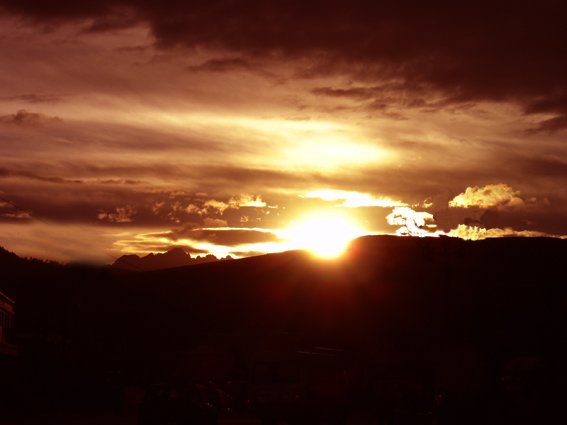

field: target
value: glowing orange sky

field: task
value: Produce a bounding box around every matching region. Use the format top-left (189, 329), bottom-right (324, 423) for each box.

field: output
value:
top-left (1, 1), bottom-right (567, 263)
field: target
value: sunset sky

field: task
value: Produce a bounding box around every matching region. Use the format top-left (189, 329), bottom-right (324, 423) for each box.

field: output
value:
top-left (1, 1), bottom-right (566, 264)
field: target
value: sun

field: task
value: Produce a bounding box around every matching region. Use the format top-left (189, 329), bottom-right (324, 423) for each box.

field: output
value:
top-left (284, 216), bottom-right (365, 258)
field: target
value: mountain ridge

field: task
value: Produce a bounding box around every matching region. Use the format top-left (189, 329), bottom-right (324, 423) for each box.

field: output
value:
top-left (111, 247), bottom-right (233, 271)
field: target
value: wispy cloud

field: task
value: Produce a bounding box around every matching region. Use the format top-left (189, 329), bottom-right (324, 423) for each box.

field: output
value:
top-left (0, 110), bottom-right (62, 127)
top-left (302, 190), bottom-right (406, 208)
top-left (0, 93), bottom-right (65, 104)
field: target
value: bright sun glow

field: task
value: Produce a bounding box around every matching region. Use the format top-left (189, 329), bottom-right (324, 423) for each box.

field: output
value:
top-left (282, 216), bottom-right (365, 258)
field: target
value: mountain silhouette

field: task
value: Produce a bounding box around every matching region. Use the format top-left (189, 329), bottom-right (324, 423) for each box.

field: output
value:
top-left (111, 247), bottom-right (233, 271)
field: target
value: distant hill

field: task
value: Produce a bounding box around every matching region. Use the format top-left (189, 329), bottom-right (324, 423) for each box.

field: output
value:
top-left (111, 247), bottom-right (233, 271)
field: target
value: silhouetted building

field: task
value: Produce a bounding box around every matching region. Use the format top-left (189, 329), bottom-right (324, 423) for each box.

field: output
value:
top-left (0, 291), bottom-right (16, 356)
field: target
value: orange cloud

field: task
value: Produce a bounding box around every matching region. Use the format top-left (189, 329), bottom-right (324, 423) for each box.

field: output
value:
top-left (449, 184), bottom-right (526, 209)
top-left (303, 190), bottom-right (406, 208)
top-left (446, 224), bottom-right (487, 241)
top-left (484, 227), bottom-right (567, 239)
top-left (447, 224), bottom-right (567, 240)
top-left (183, 194), bottom-right (267, 218)
top-left (98, 206), bottom-right (136, 223)
top-left (185, 200), bottom-right (229, 216)
top-left (229, 193), bottom-right (267, 208)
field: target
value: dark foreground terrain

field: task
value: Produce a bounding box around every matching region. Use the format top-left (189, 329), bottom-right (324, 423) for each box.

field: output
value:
top-left (1, 235), bottom-right (566, 424)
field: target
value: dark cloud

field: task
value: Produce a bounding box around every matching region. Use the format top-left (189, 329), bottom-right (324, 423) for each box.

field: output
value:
top-left (83, 10), bottom-right (139, 33)
top-left (523, 87), bottom-right (567, 132)
top-left (192, 164), bottom-right (453, 199)
top-left (0, 110), bottom-right (62, 127)
top-left (99, 179), bottom-right (144, 185)
top-left (168, 225), bottom-right (280, 247)
top-left (0, 167), bottom-right (83, 184)
top-left (229, 250), bottom-right (271, 257)
top-left (0, 197), bottom-right (32, 220)
top-left (0, 182), bottom-right (147, 224)
top-left (519, 156), bottom-right (567, 177)
top-left (312, 84), bottom-right (439, 115)
top-left (525, 94), bottom-right (567, 116)
top-left (191, 165), bottom-right (325, 194)
top-left (187, 57), bottom-right (282, 81)
top-left (112, 240), bottom-right (209, 255)
top-left (2, 1), bottom-right (566, 115)
top-left (487, 207), bottom-right (567, 237)
top-left (527, 115), bottom-right (567, 134)
top-left (0, 177), bottom-right (276, 229)
top-left (65, 122), bottom-right (229, 153)
top-left (0, 1), bottom-right (124, 27)
top-left (463, 217), bottom-right (483, 228)
top-left (5, 145), bottom-right (564, 233)
top-left (0, 93), bottom-right (64, 103)
top-left (2, 159), bottom-right (436, 205)
top-left (113, 45), bottom-right (150, 53)
top-left (188, 58), bottom-right (254, 73)
top-left (312, 87), bottom-right (377, 101)
top-left (0, 165), bottom-right (147, 187)
top-left (480, 209), bottom-right (499, 228)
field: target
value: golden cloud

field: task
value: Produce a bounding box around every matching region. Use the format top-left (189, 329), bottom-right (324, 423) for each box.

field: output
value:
top-left (98, 206), bottom-right (136, 223)
top-left (446, 225), bottom-right (567, 241)
top-left (184, 194), bottom-right (266, 218)
top-left (484, 227), bottom-right (567, 239)
top-left (303, 190), bottom-right (407, 208)
top-left (185, 200), bottom-right (229, 216)
top-left (449, 184), bottom-right (526, 209)
top-left (229, 193), bottom-right (267, 208)
top-left (446, 224), bottom-right (487, 241)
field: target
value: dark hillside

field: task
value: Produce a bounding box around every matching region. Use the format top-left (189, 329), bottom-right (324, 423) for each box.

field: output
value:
top-left (1, 236), bottom-right (566, 420)
top-left (3, 236), bottom-right (566, 363)
top-left (116, 235), bottom-right (567, 364)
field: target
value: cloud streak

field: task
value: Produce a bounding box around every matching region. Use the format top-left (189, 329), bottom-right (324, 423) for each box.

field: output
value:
top-left (0, 110), bottom-right (62, 127)
top-left (302, 190), bottom-right (406, 208)
top-left (0, 93), bottom-right (65, 104)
